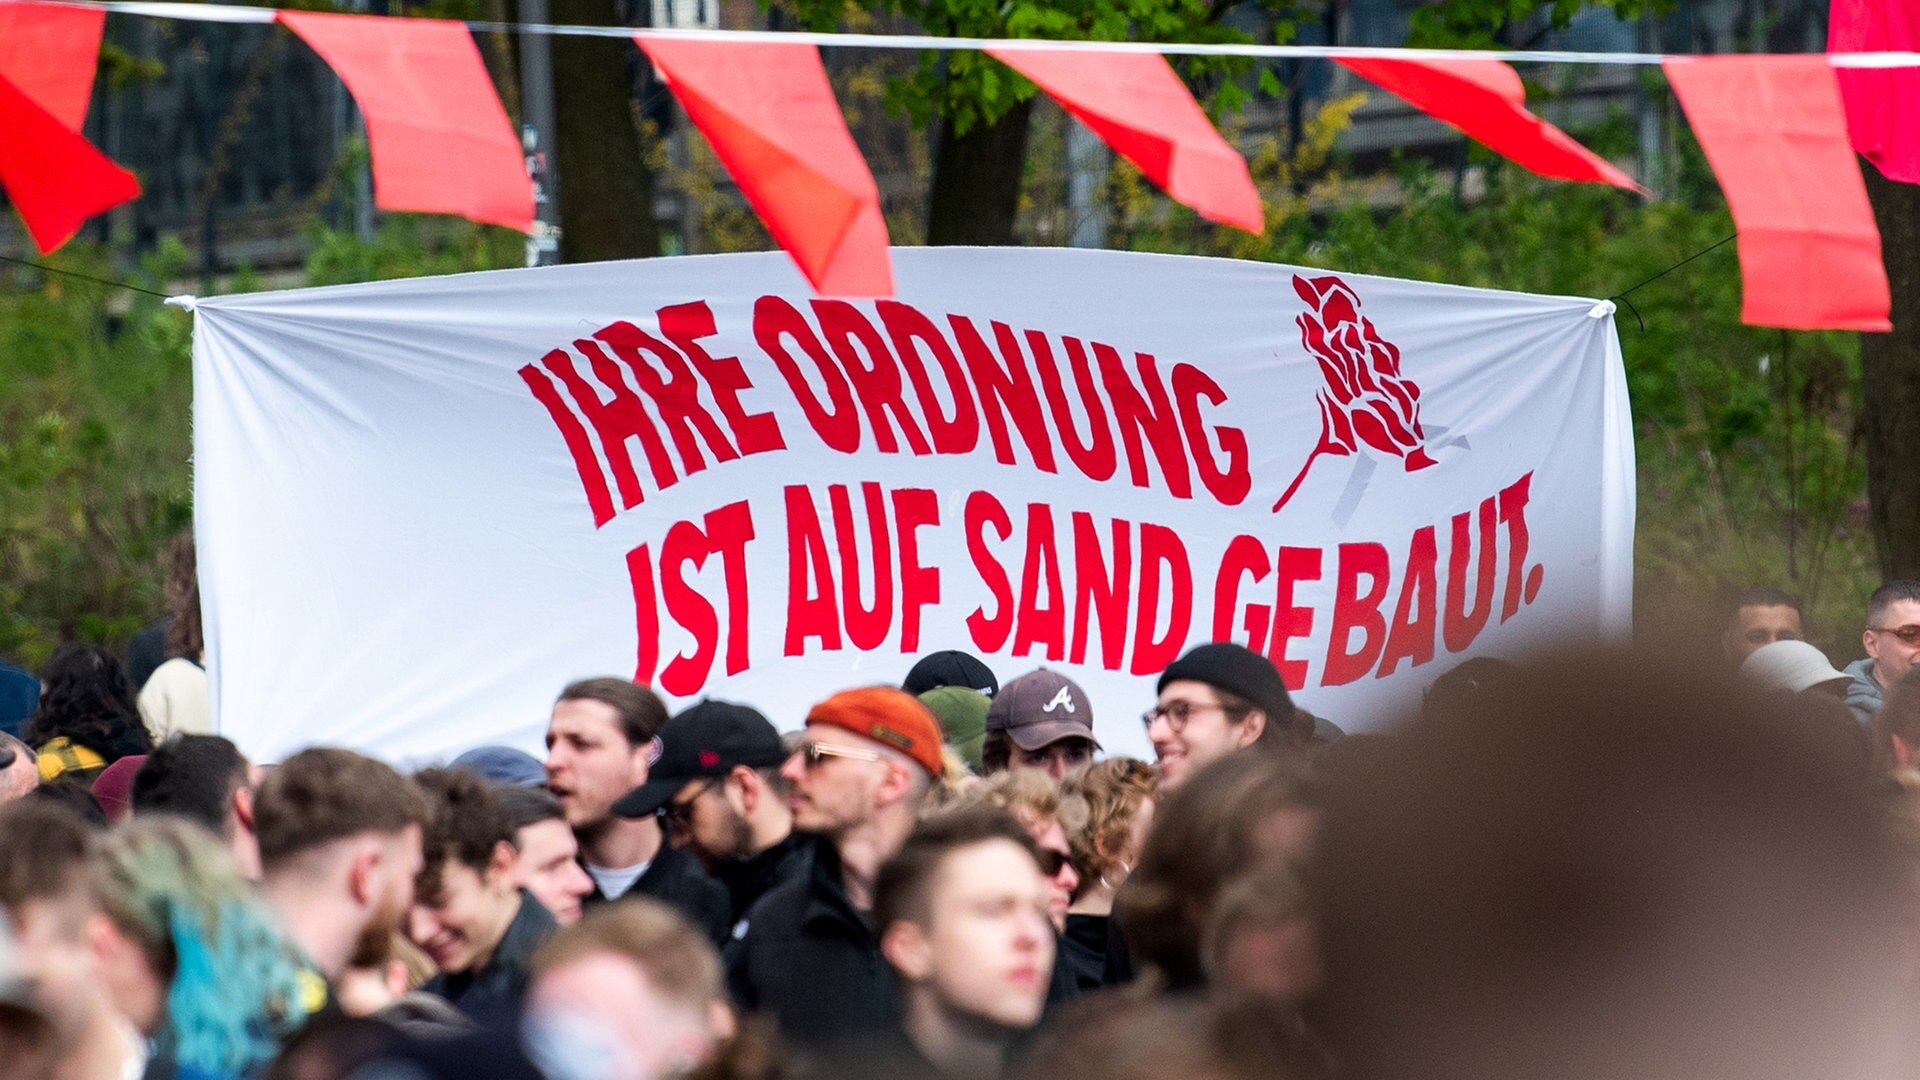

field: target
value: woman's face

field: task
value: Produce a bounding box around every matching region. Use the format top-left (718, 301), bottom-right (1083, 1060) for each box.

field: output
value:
top-left (1121, 796), bottom-right (1157, 870)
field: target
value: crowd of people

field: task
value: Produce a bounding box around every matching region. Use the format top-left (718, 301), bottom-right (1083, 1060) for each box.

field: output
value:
top-left (4, 570), bottom-right (1920, 1080)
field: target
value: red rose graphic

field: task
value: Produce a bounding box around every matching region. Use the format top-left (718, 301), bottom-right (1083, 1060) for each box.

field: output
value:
top-left (1273, 273), bottom-right (1437, 511)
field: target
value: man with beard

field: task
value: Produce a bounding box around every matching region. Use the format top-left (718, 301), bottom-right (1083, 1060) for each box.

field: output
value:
top-left (848, 808), bottom-right (1056, 1079)
top-left (1146, 643), bottom-right (1298, 791)
top-left (256, 748), bottom-right (429, 1013)
top-left (407, 768), bottom-right (556, 1022)
top-left (543, 679), bottom-right (731, 944)
top-left (731, 687), bottom-right (944, 1046)
top-left (611, 699), bottom-right (812, 936)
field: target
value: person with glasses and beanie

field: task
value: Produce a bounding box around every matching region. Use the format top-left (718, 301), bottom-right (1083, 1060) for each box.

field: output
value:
top-left (729, 686), bottom-right (945, 1047)
top-left (1845, 580), bottom-right (1920, 722)
top-left (610, 699), bottom-right (813, 942)
top-left (1145, 642), bottom-right (1299, 791)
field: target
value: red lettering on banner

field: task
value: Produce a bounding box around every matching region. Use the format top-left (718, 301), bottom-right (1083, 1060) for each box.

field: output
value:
top-left (1174, 363), bottom-right (1251, 506)
top-left (756, 296), bottom-right (861, 454)
top-left (950, 316), bottom-right (1059, 473)
top-left (1068, 512), bottom-right (1132, 669)
top-left (628, 500), bottom-right (757, 694)
top-left (1378, 525), bottom-right (1438, 677)
top-left (831, 482), bottom-right (895, 650)
top-left (658, 301), bottom-right (786, 457)
top-left (1212, 535), bottom-right (1272, 649)
top-left (784, 485), bottom-right (843, 655)
top-left (1031, 334), bottom-right (1119, 482)
top-left (540, 340), bottom-right (662, 512)
top-left (1499, 472), bottom-right (1543, 620)
top-left (815, 301), bottom-right (933, 457)
top-left (519, 359), bottom-right (616, 526)
top-left (1271, 546), bottom-right (1322, 690)
top-left (1012, 503), bottom-right (1067, 662)
top-left (595, 320), bottom-right (740, 479)
top-left (1324, 542), bottom-right (1391, 686)
top-left (1098, 344), bottom-right (1192, 500)
top-left (1444, 496), bottom-right (1498, 651)
top-left (894, 488), bottom-right (942, 652)
top-left (964, 490), bottom-right (1016, 652)
top-left (1130, 524), bottom-right (1193, 675)
top-left (877, 301), bottom-right (979, 455)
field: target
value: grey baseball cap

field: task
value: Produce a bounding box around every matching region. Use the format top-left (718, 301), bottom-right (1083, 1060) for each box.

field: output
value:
top-left (986, 669), bottom-right (1100, 752)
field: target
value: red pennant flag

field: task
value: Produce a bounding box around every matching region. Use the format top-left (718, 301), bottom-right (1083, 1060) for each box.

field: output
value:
top-left (1664, 56), bottom-right (1890, 331)
top-left (279, 11), bottom-right (533, 232)
top-left (0, 1), bottom-right (104, 131)
top-left (1830, 0), bottom-right (1920, 182)
top-left (1338, 57), bottom-right (1642, 192)
top-left (636, 35), bottom-right (891, 297)
top-left (0, 70), bottom-right (139, 253)
top-left (986, 48), bottom-right (1262, 233)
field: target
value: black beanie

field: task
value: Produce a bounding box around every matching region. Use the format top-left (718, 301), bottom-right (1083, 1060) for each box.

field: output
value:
top-left (1157, 642), bottom-right (1296, 733)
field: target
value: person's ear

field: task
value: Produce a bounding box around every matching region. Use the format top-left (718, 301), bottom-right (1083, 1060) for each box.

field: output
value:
top-left (1895, 734), bottom-right (1917, 770)
top-left (707, 1000), bottom-right (737, 1042)
top-left (347, 843), bottom-right (382, 908)
top-left (732, 766), bottom-right (757, 814)
top-left (875, 760), bottom-right (913, 807)
top-left (1866, 629), bottom-right (1881, 663)
top-left (1236, 709), bottom-right (1267, 749)
top-left (486, 839), bottom-right (518, 889)
top-left (881, 920), bottom-right (933, 982)
top-left (231, 784), bottom-right (255, 834)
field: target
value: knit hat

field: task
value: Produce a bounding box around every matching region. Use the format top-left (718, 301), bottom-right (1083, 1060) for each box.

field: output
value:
top-left (904, 650), bottom-right (1000, 698)
top-left (919, 687), bottom-right (990, 773)
top-left (1157, 643), bottom-right (1296, 734)
top-left (806, 687), bottom-right (945, 777)
top-left (986, 669), bottom-right (1100, 752)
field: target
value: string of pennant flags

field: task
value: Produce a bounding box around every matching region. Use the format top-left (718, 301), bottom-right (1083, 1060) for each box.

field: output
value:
top-left (0, 0), bottom-right (1915, 332)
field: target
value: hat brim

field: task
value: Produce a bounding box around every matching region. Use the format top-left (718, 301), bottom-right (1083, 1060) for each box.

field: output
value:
top-left (612, 777), bottom-right (683, 819)
top-left (1004, 721), bottom-right (1102, 754)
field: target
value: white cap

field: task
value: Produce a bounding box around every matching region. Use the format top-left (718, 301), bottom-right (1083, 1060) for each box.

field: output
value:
top-left (1739, 639), bottom-right (1849, 695)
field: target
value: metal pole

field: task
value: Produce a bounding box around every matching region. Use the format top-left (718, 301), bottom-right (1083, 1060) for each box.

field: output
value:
top-left (519, 0), bottom-right (563, 266)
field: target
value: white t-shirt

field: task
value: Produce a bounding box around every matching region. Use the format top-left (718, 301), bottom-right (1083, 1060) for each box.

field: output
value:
top-left (586, 860), bottom-right (650, 900)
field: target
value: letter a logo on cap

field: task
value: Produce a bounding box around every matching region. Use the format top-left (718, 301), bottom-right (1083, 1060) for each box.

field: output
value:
top-left (1042, 686), bottom-right (1076, 714)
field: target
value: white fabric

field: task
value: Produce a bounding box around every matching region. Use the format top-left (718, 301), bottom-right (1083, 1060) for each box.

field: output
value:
top-left (137, 657), bottom-right (211, 742)
top-left (586, 861), bottom-right (649, 901)
top-left (189, 248), bottom-right (1633, 763)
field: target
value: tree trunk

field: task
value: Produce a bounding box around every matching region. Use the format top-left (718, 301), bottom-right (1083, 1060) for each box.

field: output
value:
top-left (926, 100), bottom-right (1034, 246)
top-left (1862, 164), bottom-right (1920, 577)
top-left (548, 0), bottom-right (658, 263)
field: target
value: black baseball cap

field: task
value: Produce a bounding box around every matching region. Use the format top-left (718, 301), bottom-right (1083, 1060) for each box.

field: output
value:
top-left (904, 649), bottom-right (1000, 698)
top-left (613, 699), bottom-right (784, 818)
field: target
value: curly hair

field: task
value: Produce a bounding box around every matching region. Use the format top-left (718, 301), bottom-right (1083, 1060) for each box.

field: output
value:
top-left (23, 643), bottom-right (152, 761)
top-left (1062, 758), bottom-right (1157, 892)
top-left (93, 818), bottom-right (307, 1076)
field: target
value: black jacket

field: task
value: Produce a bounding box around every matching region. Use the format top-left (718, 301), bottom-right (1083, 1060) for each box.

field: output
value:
top-left (714, 831), bottom-right (815, 933)
top-left (584, 843), bottom-right (734, 948)
top-left (421, 889), bottom-right (556, 1025)
top-left (728, 839), bottom-right (895, 1047)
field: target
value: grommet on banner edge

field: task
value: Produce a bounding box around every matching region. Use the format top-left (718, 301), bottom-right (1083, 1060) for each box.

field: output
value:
top-left (1588, 299), bottom-right (1616, 319)
top-left (166, 295), bottom-right (199, 311)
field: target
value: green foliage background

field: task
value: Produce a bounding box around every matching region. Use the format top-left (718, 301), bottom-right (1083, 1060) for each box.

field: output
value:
top-left (0, 69), bottom-right (1875, 670)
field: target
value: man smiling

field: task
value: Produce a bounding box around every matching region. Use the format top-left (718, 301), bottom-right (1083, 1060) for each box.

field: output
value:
top-left (1146, 643), bottom-right (1298, 790)
top-left (408, 768), bottom-right (555, 1022)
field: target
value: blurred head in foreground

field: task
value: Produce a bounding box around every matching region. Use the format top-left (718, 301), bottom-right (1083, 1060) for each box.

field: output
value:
top-left (1311, 651), bottom-right (1908, 1080)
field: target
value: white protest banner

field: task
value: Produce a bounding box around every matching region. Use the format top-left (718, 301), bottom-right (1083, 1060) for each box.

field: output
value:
top-left (189, 248), bottom-right (1632, 764)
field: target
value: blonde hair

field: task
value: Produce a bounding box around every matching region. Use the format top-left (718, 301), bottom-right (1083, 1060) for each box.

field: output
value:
top-left (941, 767), bottom-right (1086, 837)
top-left (534, 898), bottom-right (724, 1010)
top-left (1063, 758), bottom-right (1157, 889)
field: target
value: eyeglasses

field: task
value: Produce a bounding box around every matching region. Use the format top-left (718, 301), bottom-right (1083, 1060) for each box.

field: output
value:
top-left (658, 778), bottom-right (721, 829)
top-left (1870, 624), bottom-right (1920, 645)
top-left (792, 741), bottom-right (884, 769)
top-left (1140, 700), bottom-right (1231, 733)
top-left (1034, 848), bottom-right (1070, 877)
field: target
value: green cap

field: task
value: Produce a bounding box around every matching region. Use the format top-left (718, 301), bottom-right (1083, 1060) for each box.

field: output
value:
top-left (918, 686), bottom-right (989, 774)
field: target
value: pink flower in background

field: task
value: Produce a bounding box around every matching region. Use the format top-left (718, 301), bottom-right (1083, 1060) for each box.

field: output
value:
top-left (1273, 273), bottom-right (1437, 511)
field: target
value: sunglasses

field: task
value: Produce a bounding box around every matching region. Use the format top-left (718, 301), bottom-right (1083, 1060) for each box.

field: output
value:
top-left (1870, 624), bottom-right (1920, 645)
top-left (792, 741), bottom-right (884, 769)
top-left (658, 778), bottom-right (722, 829)
top-left (1035, 848), bottom-right (1070, 877)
